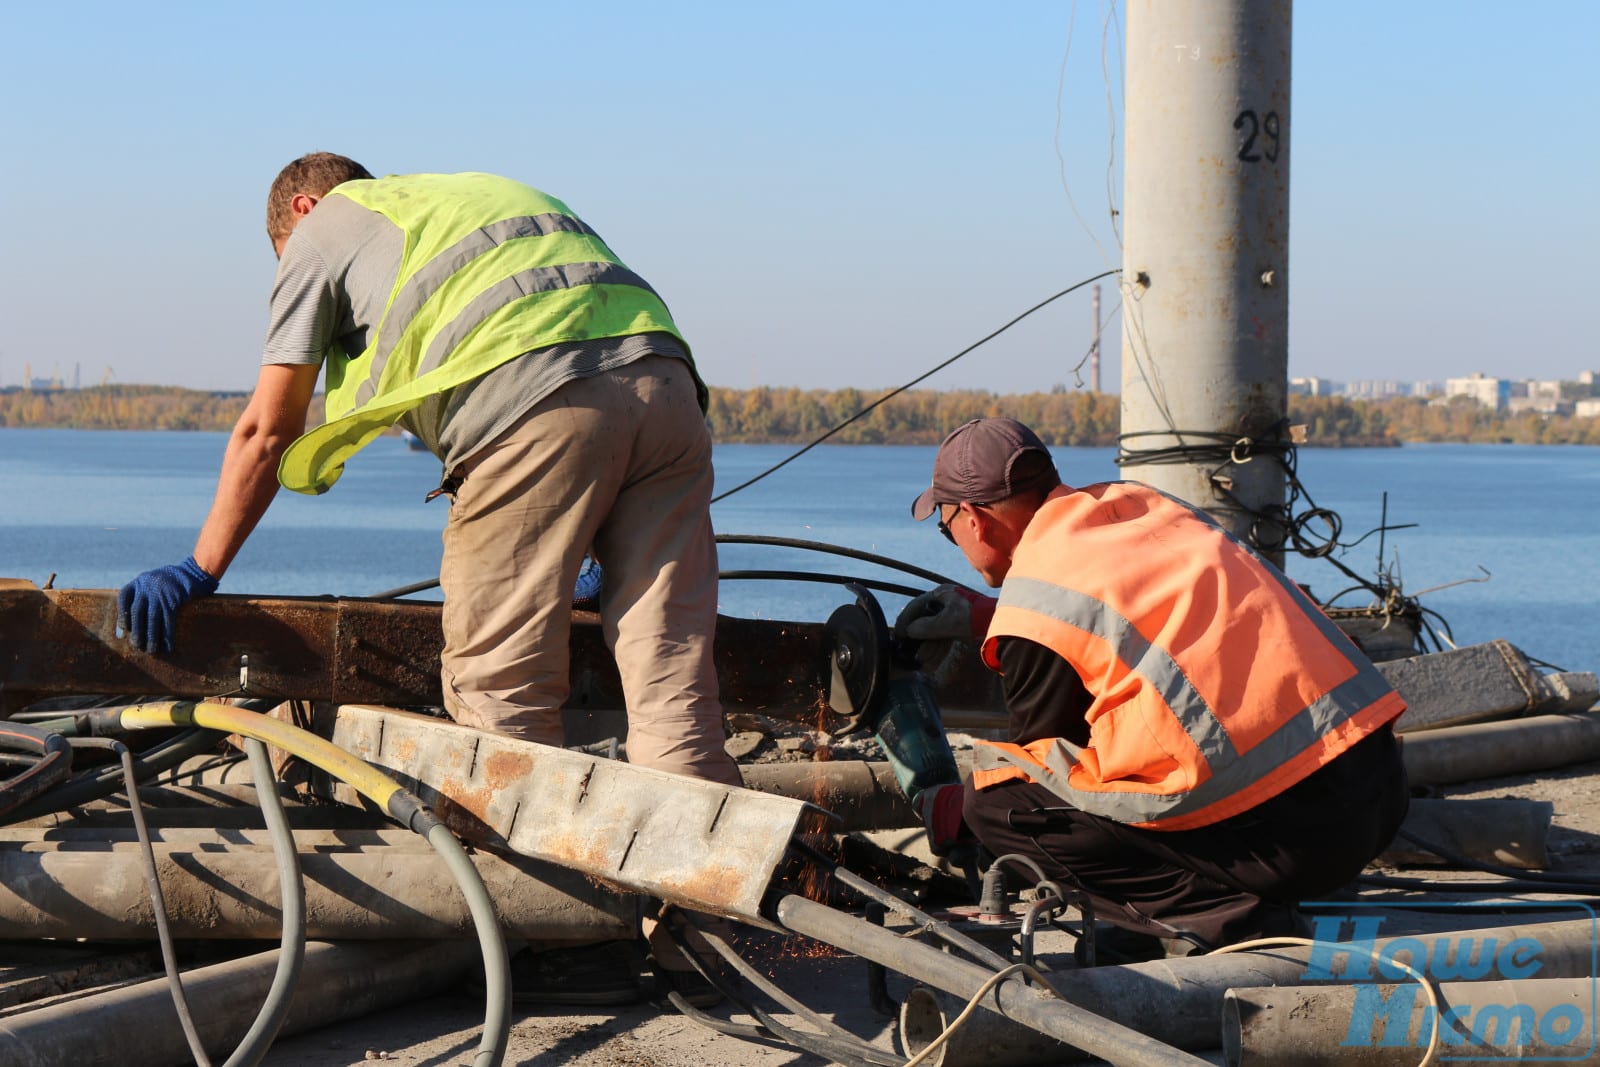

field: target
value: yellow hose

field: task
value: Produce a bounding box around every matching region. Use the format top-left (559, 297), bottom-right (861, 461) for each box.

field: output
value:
top-left (111, 699), bottom-right (509, 1066)
top-left (116, 701), bottom-right (403, 815)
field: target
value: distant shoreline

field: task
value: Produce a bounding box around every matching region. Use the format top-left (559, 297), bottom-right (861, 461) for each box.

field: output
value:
top-left (2, 385), bottom-right (1597, 447)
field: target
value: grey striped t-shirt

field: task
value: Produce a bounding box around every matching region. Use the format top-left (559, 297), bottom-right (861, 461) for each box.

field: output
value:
top-left (263, 194), bottom-right (691, 469)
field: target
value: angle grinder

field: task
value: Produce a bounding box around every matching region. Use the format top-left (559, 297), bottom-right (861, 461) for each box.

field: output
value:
top-left (822, 582), bottom-right (922, 736)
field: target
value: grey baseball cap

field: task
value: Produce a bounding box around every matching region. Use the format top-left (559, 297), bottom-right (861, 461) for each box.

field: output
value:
top-left (910, 418), bottom-right (1059, 521)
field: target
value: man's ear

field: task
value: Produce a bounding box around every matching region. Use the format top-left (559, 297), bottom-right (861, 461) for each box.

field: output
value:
top-left (968, 504), bottom-right (999, 548)
top-left (290, 193), bottom-right (319, 219)
top-left (971, 503), bottom-right (1023, 556)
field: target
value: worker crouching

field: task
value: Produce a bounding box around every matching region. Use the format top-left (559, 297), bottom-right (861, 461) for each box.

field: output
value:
top-left (894, 417), bottom-right (1410, 956)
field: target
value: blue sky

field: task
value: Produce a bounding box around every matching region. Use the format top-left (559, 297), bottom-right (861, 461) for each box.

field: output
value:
top-left (1, 1), bottom-right (1594, 395)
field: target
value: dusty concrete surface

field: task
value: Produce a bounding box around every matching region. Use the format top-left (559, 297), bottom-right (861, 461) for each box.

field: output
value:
top-left (245, 750), bottom-right (1600, 1067)
top-left (260, 934), bottom-right (901, 1067)
top-left (10, 703), bottom-right (1600, 1066)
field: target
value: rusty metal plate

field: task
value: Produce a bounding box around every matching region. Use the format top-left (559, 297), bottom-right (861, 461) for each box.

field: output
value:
top-left (0, 580), bottom-right (1002, 719)
top-left (329, 704), bottom-right (818, 925)
top-left (0, 584), bottom-right (439, 710)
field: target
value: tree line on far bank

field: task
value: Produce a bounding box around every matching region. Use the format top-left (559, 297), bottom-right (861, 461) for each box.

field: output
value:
top-left (5, 383), bottom-right (1600, 446)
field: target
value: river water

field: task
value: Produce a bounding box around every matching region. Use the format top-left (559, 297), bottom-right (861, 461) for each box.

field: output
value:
top-left (2, 429), bottom-right (1596, 672)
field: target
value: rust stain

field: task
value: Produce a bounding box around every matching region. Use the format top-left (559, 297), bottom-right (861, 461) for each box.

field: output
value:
top-left (537, 831), bottom-right (622, 872)
top-left (667, 863), bottom-right (752, 909)
top-left (483, 749), bottom-right (535, 789)
top-left (433, 775), bottom-right (494, 821)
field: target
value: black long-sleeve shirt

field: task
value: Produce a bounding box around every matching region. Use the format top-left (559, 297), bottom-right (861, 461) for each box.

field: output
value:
top-left (993, 636), bottom-right (1094, 748)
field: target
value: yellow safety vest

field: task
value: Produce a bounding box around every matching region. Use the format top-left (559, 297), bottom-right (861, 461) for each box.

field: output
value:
top-left (278, 172), bottom-right (692, 494)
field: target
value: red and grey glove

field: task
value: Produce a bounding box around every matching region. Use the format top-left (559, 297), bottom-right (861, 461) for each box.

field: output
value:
top-left (912, 783), bottom-right (975, 858)
top-left (893, 585), bottom-right (997, 674)
top-left (894, 584), bottom-right (995, 642)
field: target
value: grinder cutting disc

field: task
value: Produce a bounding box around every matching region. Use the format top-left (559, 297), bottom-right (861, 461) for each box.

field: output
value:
top-left (823, 583), bottom-right (890, 735)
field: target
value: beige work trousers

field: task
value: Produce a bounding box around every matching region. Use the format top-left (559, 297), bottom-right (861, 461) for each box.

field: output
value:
top-left (438, 356), bottom-right (740, 786)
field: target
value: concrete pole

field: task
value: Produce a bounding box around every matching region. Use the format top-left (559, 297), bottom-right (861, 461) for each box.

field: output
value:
top-left (1091, 284), bottom-right (1102, 394)
top-left (1224, 979), bottom-right (1598, 1066)
top-left (891, 919), bottom-right (1600, 1067)
top-left (0, 940), bottom-right (481, 1067)
top-left (1119, 0), bottom-right (1292, 561)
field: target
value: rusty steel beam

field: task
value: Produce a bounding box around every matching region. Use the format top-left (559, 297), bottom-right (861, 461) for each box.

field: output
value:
top-left (0, 580), bottom-right (1003, 720)
top-left (0, 581), bottom-right (436, 711)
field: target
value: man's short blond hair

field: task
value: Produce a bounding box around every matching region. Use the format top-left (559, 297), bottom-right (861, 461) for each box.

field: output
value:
top-left (266, 152), bottom-right (373, 241)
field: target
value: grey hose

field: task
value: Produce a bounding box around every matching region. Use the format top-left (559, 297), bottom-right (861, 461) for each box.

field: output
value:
top-left (418, 816), bottom-right (511, 1067)
top-left (71, 737), bottom-right (212, 1065)
top-left (221, 738), bottom-right (307, 1067)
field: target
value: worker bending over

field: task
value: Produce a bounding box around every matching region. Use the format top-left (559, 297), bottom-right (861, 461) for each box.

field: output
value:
top-left (119, 154), bottom-right (739, 1002)
top-left (895, 417), bottom-right (1409, 954)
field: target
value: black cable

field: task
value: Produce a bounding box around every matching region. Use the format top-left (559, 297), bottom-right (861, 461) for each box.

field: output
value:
top-left (366, 578), bottom-right (440, 599)
top-left (1117, 421), bottom-right (1452, 642)
top-left (710, 270), bottom-right (1120, 504)
top-left (364, 534), bottom-right (972, 604)
top-left (657, 918), bottom-right (897, 1067)
top-left (0, 728), bottom-right (222, 825)
top-left (1395, 828), bottom-right (1600, 890)
top-left (791, 839), bottom-right (1014, 974)
top-left (70, 736), bottom-right (212, 1065)
top-left (716, 535), bottom-right (969, 589)
top-left (1310, 896), bottom-right (1600, 913)
top-left (0, 721), bottom-right (73, 817)
top-left (683, 913), bottom-right (904, 1063)
top-left (718, 571), bottom-right (924, 599)
top-left (0, 697), bottom-right (281, 825)
top-left (1360, 872), bottom-right (1600, 896)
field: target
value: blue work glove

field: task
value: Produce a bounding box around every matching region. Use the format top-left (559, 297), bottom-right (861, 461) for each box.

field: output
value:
top-left (117, 556), bottom-right (219, 654)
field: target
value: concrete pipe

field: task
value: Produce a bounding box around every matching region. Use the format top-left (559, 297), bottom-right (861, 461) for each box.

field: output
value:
top-left (870, 917), bottom-right (1598, 1064)
top-left (1402, 713), bottom-right (1600, 787)
top-left (0, 830), bottom-right (635, 941)
top-left (1381, 797), bottom-right (1554, 870)
top-left (0, 940), bottom-right (479, 1067)
top-left (1223, 978), bottom-right (1598, 1066)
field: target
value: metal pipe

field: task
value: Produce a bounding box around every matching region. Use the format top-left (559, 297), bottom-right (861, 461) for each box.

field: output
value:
top-left (775, 894), bottom-right (1213, 1067)
top-left (0, 940), bottom-right (480, 1067)
top-left (901, 985), bottom-right (1093, 1067)
top-left (0, 838), bottom-right (634, 940)
top-left (1401, 713), bottom-right (1600, 787)
top-left (1119, 0), bottom-right (1292, 557)
top-left (1223, 978), bottom-right (1598, 1066)
top-left (740, 760), bottom-right (918, 830)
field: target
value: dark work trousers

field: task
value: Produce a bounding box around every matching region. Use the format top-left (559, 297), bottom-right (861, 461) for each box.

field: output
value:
top-left (962, 725), bottom-right (1409, 949)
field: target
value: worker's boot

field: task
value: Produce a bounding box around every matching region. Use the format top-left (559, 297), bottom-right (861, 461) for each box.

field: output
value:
top-left (643, 904), bottom-right (731, 1009)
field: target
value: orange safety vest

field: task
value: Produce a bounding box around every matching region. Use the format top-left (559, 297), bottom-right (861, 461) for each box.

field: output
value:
top-left (971, 483), bottom-right (1405, 831)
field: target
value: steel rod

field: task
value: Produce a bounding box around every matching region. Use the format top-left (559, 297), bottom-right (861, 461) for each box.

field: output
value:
top-left (774, 894), bottom-right (1212, 1067)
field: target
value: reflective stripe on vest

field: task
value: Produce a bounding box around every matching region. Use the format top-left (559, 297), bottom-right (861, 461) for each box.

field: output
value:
top-left (277, 173), bottom-right (687, 495)
top-left (972, 482), bottom-right (1405, 831)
